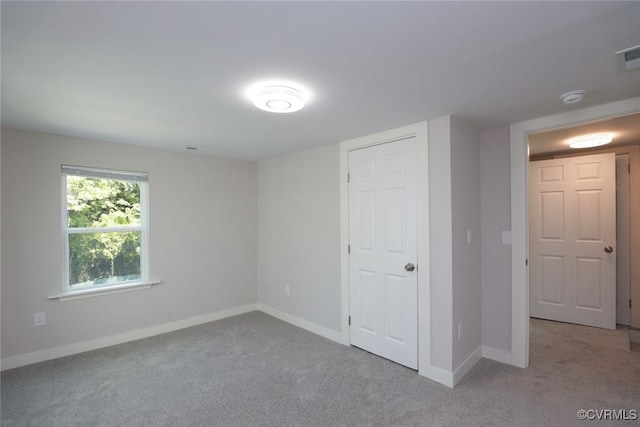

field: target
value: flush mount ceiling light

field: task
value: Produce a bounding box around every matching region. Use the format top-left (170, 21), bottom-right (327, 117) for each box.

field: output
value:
top-left (246, 81), bottom-right (309, 113)
top-left (560, 90), bottom-right (586, 104)
top-left (568, 133), bottom-right (613, 149)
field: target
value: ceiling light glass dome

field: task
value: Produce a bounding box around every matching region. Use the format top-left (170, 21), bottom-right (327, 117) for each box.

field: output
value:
top-left (246, 81), bottom-right (310, 113)
top-left (568, 133), bottom-right (613, 149)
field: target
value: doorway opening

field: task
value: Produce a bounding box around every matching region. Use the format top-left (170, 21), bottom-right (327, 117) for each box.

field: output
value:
top-left (527, 114), bottom-right (639, 328)
top-left (525, 115), bottom-right (640, 352)
top-left (509, 97), bottom-right (640, 368)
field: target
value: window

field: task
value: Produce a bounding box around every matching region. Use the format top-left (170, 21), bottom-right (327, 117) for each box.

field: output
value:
top-left (62, 165), bottom-right (149, 292)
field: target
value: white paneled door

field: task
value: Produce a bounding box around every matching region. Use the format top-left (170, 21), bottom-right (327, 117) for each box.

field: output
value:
top-left (348, 137), bottom-right (417, 369)
top-left (529, 153), bottom-right (616, 330)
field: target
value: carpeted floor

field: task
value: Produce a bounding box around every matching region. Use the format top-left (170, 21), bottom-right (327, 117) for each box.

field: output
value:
top-left (1, 312), bottom-right (639, 426)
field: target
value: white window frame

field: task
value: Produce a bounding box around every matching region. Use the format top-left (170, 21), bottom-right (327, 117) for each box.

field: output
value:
top-left (50, 165), bottom-right (157, 301)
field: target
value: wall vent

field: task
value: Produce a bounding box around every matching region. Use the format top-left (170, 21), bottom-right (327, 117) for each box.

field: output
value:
top-left (616, 45), bottom-right (640, 70)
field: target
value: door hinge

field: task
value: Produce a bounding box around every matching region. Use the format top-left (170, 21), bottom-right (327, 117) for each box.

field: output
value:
top-left (347, 173), bottom-right (350, 183)
top-left (348, 244), bottom-right (351, 254)
top-left (630, 299), bottom-right (632, 309)
top-left (348, 315), bottom-right (351, 326)
top-left (525, 258), bottom-right (528, 266)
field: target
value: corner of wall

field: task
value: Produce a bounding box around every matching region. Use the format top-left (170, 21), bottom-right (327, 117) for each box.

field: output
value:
top-left (479, 126), bottom-right (513, 355)
top-left (449, 117), bottom-right (482, 373)
top-left (427, 116), bottom-right (453, 373)
top-left (256, 144), bottom-right (342, 334)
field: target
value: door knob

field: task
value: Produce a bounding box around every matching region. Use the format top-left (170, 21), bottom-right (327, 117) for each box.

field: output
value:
top-left (604, 246), bottom-right (614, 253)
top-left (405, 263), bottom-right (415, 272)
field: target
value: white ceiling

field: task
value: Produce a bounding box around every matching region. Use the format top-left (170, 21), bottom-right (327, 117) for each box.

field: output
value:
top-left (2, 1), bottom-right (639, 160)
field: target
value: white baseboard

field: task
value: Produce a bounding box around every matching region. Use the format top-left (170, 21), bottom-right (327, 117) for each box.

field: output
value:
top-left (453, 346), bottom-right (483, 386)
top-left (255, 305), bottom-right (485, 388)
top-left (482, 345), bottom-right (512, 364)
top-left (256, 303), bottom-right (343, 344)
top-left (629, 328), bottom-right (640, 344)
top-left (1, 304), bottom-right (258, 371)
top-left (419, 346), bottom-right (506, 388)
top-left (419, 365), bottom-right (455, 388)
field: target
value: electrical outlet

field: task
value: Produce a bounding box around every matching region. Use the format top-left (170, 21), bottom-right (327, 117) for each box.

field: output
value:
top-left (34, 312), bottom-right (46, 327)
top-left (285, 285), bottom-right (290, 296)
top-left (466, 229), bottom-right (472, 244)
top-left (458, 321), bottom-right (463, 339)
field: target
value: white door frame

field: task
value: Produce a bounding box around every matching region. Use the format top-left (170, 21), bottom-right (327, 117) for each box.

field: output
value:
top-left (510, 96), bottom-right (640, 368)
top-left (616, 154), bottom-right (632, 326)
top-left (340, 121), bottom-right (430, 372)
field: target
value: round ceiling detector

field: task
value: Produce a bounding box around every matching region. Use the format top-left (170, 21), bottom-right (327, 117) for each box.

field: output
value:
top-left (251, 84), bottom-right (305, 113)
top-left (560, 90), bottom-right (585, 105)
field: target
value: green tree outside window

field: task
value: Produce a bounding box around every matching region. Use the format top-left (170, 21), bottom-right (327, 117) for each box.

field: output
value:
top-left (66, 176), bottom-right (142, 288)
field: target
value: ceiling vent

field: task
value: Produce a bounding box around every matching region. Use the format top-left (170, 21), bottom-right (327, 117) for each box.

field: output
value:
top-left (616, 45), bottom-right (640, 70)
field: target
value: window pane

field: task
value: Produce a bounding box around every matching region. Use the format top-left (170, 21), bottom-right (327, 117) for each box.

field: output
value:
top-left (67, 176), bottom-right (141, 228)
top-left (69, 231), bottom-right (141, 288)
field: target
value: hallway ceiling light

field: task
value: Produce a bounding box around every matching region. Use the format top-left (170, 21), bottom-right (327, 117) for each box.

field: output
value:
top-left (568, 133), bottom-right (613, 149)
top-left (247, 81), bottom-right (309, 113)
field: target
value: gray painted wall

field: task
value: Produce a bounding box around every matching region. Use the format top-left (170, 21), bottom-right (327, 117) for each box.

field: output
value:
top-left (427, 116), bottom-right (485, 372)
top-left (479, 127), bottom-right (512, 352)
top-left (0, 134), bottom-right (2, 361)
top-left (1, 128), bottom-right (257, 359)
top-left (256, 144), bottom-right (341, 332)
top-left (427, 117), bottom-right (454, 371)
top-left (450, 117), bottom-right (482, 369)
top-left (1, 121), bottom-right (515, 376)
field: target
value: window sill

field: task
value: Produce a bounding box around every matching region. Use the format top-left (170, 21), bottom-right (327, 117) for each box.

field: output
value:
top-left (48, 280), bottom-right (161, 302)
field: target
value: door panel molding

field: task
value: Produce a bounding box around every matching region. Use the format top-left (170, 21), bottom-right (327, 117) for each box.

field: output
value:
top-left (348, 138), bottom-right (418, 368)
top-left (339, 122), bottom-right (430, 374)
top-left (530, 153), bottom-right (616, 329)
